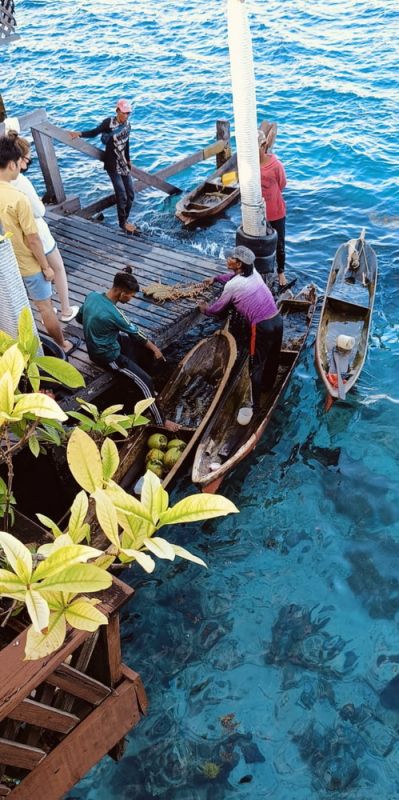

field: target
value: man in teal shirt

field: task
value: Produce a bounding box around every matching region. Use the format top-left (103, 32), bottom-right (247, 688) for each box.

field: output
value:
top-left (77, 267), bottom-right (177, 428)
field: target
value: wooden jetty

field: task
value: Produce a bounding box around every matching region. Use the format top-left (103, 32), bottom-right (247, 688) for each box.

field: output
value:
top-left (0, 1), bottom-right (19, 45)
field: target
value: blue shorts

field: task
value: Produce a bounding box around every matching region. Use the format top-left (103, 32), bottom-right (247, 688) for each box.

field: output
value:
top-left (23, 272), bottom-right (53, 302)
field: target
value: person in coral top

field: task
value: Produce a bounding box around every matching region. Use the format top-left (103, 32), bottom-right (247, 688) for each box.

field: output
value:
top-left (258, 122), bottom-right (288, 288)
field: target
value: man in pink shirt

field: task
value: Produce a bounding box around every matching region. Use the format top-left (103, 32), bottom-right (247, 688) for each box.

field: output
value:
top-left (259, 123), bottom-right (288, 288)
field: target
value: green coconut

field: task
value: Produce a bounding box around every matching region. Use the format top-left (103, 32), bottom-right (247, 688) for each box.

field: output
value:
top-left (163, 447), bottom-right (182, 470)
top-left (146, 448), bottom-right (165, 463)
top-left (147, 433), bottom-right (168, 451)
top-left (146, 460), bottom-right (164, 478)
top-left (166, 438), bottom-right (186, 452)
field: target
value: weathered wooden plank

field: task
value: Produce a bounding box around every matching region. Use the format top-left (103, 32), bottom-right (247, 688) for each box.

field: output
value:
top-left (30, 114), bottom-right (66, 204)
top-left (8, 699), bottom-right (79, 734)
top-left (103, 616), bottom-right (122, 687)
top-left (0, 739), bottom-right (45, 771)
top-left (216, 120), bottom-right (231, 168)
top-left (46, 195), bottom-right (81, 215)
top-left (9, 669), bottom-right (146, 800)
top-left (0, 578), bottom-right (133, 721)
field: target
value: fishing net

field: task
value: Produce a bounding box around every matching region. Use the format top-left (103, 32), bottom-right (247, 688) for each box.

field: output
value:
top-left (142, 280), bottom-right (212, 304)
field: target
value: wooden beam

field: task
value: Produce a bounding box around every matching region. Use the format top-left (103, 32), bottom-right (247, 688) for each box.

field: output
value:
top-left (30, 113), bottom-right (66, 204)
top-left (46, 663), bottom-right (110, 706)
top-left (0, 109), bottom-right (47, 138)
top-left (8, 699), bottom-right (79, 734)
top-left (0, 739), bottom-right (45, 771)
top-left (9, 669), bottom-right (146, 800)
top-left (46, 195), bottom-right (81, 216)
top-left (216, 120), bottom-right (231, 168)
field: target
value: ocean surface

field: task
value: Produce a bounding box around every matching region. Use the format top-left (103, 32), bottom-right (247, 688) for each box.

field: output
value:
top-left (2, 1), bottom-right (399, 797)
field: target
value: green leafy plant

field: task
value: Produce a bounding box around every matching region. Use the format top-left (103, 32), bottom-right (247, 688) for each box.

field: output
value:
top-left (68, 396), bottom-right (153, 441)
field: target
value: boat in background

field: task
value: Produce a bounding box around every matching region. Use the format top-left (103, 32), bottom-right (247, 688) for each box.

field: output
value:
top-left (175, 153), bottom-right (239, 226)
top-left (315, 229), bottom-right (377, 411)
top-left (192, 286), bottom-right (317, 493)
top-left (116, 330), bottom-right (237, 493)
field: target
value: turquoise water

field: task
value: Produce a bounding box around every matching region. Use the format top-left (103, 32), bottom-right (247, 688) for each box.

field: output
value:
top-left (2, 1), bottom-right (399, 797)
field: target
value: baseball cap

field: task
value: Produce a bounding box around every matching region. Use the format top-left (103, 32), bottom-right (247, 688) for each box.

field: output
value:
top-left (226, 246), bottom-right (255, 266)
top-left (116, 99), bottom-right (132, 113)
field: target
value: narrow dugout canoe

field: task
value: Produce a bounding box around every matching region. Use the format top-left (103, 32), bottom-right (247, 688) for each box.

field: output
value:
top-left (116, 329), bottom-right (237, 493)
top-left (191, 286), bottom-right (317, 493)
top-left (175, 154), bottom-right (239, 226)
top-left (315, 229), bottom-right (377, 410)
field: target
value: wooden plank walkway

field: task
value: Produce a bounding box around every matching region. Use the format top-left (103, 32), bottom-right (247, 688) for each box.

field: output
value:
top-left (42, 211), bottom-right (224, 382)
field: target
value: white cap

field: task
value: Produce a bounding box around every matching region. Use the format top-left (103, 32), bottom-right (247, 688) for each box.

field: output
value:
top-left (336, 334), bottom-right (355, 351)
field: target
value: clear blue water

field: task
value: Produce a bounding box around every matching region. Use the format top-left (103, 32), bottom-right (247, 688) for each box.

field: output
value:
top-left (3, 1), bottom-right (399, 797)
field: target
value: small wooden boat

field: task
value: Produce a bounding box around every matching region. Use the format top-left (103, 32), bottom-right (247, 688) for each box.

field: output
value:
top-left (175, 154), bottom-right (239, 226)
top-left (192, 286), bottom-right (317, 493)
top-left (116, 330), bottom-right (237, 493)
top-left (315, 229), bottom-right (377, 410)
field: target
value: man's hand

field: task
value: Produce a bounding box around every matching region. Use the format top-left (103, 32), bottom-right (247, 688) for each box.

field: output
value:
top-left (42, 265), bottom-right (55, 282)
top-left (69, 131), bottom-right (81, 140)
top-left (203, 277), bottom-right (214, 287)
top-left (197, 302), bottom-right (208, 314)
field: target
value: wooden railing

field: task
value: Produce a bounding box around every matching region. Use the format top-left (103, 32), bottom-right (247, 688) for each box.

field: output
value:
top-left (0, 0), bottom-right (18, 44)
top-left (0, 109), bottom-right (231, 218)
top-left (0, 576), bottom-right (147, 799)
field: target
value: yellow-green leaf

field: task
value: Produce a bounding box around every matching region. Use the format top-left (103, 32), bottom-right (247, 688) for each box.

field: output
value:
top-left (68, 491), bottom-right (89, 537)
top-left (92, 488), bottom-right (120, 548)
top-left (0, 372), bottom-right (14, 416)
top-left (27, 361), bottom-right (41, 392)
top-left (65, 598), bottom-right (108, 631)
top-left (37, 533), bottom-right (74, 556)
top-left (32, 544), bottom-right (104, 582)
top-left (120, 548), bottom-right (155, 572)
top-left (0, 568), bottom-right (26, 597)
top-left (101, 438), bottom-right (119, 482)
top-left (0, 344), bottom-right (25, 390)
top-left (34, 356), bottom-right (85, 388)
top-left (172, 544), bottom-right (207, 568)
top-left (35, 563), bottom-right (112, 593)
top-left (133, 397), bottom-right (155, 416)
top-left (67, 428), bottom-right (103, 493)
top-left (0, 532), bottom-right (32, 582)
top-left (143, 536), bottom-right (175, 560)
top-left (25, 588), bottom-right (50, 632)
top-left (25, 611), bottom-right (66, 660)
top-left (28, 434), bottom-right (40, 457)
top-left (17, 307), bottom-right (36, 354)
top-left (104, 483), bottom-right (152, 523)
top-left (101, 404), bottom-right (124, 416)
top-left (159, 493), bottom-right (239, 527)
top-left (141, 470), bottom-right (169, 525)
top-left (13, 393), bottom-right (68, 422)
top-left (94, 553), bottom-right (116, 570)
top-left (36, 513), bottom-right (64, 538)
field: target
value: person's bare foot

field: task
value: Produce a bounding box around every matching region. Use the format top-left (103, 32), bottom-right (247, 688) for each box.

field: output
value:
top-left (278, 273), bottom-right (288, 287)
top-left (123, 222), bottom-right (140, 235)
top-left (164, 419), bottom-right (180, 432)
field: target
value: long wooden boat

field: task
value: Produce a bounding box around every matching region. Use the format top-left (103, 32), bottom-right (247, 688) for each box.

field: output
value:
top-left (192, 286), bottom-right (317, 493)
top-left (175, 153), bottom-right (239, 226)
top-left (116, 330), bottom-right (237, 493)
top-left (315, 229), bottom-right (377, 410)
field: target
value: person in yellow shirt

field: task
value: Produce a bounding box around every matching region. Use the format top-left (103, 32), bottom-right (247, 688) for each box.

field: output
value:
top-left (0, 135), bottom-right (79, 354)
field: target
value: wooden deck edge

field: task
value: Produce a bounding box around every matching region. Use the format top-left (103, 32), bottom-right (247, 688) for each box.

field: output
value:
top-left (9, 667), bottom-right (147, 799)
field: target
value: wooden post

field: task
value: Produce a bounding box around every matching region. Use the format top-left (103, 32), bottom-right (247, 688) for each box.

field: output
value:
top-left (216, 119), bottom-right (231, 168)
top-left (30, 113), bottom-right (66, 205)
top-left (0, 95), bottom-right (6, 123)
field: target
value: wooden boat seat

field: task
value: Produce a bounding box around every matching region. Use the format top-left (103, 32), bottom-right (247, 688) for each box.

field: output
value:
top-left (327, 295), bottom-right (370, 316)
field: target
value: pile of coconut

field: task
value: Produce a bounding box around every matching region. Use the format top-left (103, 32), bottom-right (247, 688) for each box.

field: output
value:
top-left (145, 433), bottom-right (186, 478)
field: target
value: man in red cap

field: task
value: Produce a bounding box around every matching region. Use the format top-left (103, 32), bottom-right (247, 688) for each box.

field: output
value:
top-left (70, 99), bottom-right (138, 234)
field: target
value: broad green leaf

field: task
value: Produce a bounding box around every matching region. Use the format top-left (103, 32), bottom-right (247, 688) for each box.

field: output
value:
top-left (0, 344), bottom-right (25, 390)
top-left (27, 361), bottom-right (41, 392)
top-left (120, 548), bottom-right (155, 573)
top-left (104, 421), bottom-right (129, 437)
top-left (0, 372), bottom-right (14, 416)
top-left (0, 532), bottom-right (32, 582)
top-left (25, 588), bottom-right (50, 632)
top-left (0, 331), bottom-right (15, 355)
top-left (65, 598), bottom-right (108, 631)
top-left (172, 544), bottom-right (207, 568)
top-left (104, 484), bottom-right (152, 523)
top-left (159, 493), bottom-right (239, 527)
top-left (36, 513), bottom-right (64, 538)
top-left (143, 536), bottom-right (175, 560)
top-left (68, 491), bottom-right (89, 537)
top-left (34, 356), bottom-right (85, 388)
top-left (77, 399), bottom-right (99, 417)
top-left (13, 393), bottom-right (68, 422)
top-left (101, 404), bottom-right (124, 416)
top-left (133, 397), bottom-right (155, 416)
top-left (17, 307), bottom-right (36, 354)
top-left (119, 512), bottom-right (154, 546)
top-left (94, 553), bottom-right (116, 570)
top-left (131, 415), bottom-right (150, 427)
top-left (101, 438), bottom-right (119, 482)
top-left (43, 591), bottom-right (67, 611)
top-left (67, 411), bottom-right (93, 425)
top-left (28, 434), bottom-right (40, 458)
top-left (25, 611), bottom-right (66, 660)
top-left (92, 489), bottom-right (120, 548)
top-left (34, 563), bottom-right (112, 593)
top-left (32, 544), bottom-right (104, 582)
top-left (0, 568), bottom-right (26, 596)
top-left (37, 533), bottom-right (74, 556)
top-left (141, 470), bottom-right (169, 525)
top-left (67, 428), bottom-right (103, 493)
